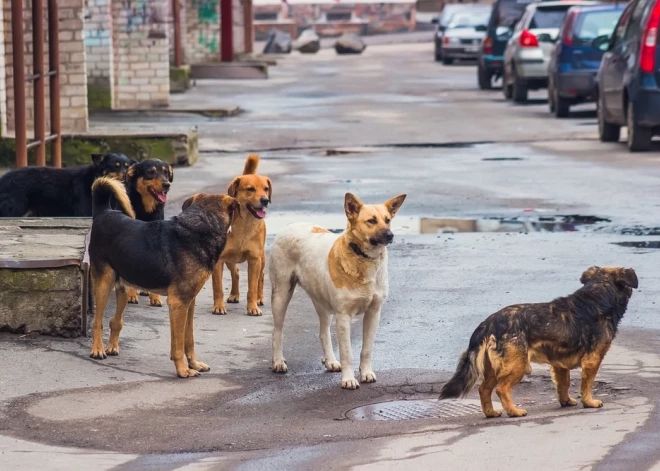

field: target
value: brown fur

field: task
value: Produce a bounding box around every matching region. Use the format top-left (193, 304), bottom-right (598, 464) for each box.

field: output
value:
top-left (440, 266), bottom-right (638, 418)
top-left (211, 154), bottom-right (272, 316)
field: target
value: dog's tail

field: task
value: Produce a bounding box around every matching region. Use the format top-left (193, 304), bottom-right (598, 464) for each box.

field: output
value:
top-left (439, 324), bottom-right (491, 400)
top-left (92, 176), bottom-right (135, 219)
top-left (243, 154), bottom-right (260, 175)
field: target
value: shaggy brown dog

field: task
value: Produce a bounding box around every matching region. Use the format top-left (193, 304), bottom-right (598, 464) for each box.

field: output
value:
top-left (440, 266), bottom-right (638, 418)
top-left (211, 154), bottom-right (271, 316)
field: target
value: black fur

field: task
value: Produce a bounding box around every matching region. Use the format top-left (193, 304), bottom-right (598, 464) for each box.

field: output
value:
top-left (0, 153), bottom-right (134, 217)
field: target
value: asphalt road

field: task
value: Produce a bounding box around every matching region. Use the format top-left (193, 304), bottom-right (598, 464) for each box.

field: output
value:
top-left (3, 42), bottom-right (660, 470)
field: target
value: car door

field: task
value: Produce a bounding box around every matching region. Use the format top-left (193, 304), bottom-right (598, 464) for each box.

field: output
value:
top-left (600, 0), bottom-right (639, 121)
top-left (505, 8), bottom-right (530, 80)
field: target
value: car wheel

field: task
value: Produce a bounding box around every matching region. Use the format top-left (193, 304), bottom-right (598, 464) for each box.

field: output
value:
top-left (627, 101), bottom-right (652, 152)
top-left (443, 57), bottom-right (454, 65)
top-left (478, 64), bottom-right (492, 90)
top-left (435, 52), bottom-right (442, 62)
top-left (548, 81), bottom-right (555, 112)
top-left (597, 94), bottom-right (620, 143)
top-left (555, 91), bottom-right (570, 118)
top-left (502, 67), bottom-right (512, 99)
top-left (512, 68), bottom-right (528, 104)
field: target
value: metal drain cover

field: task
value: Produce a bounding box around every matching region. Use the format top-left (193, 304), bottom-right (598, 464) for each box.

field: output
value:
top-left (346, 399), bottom-right (492, 421)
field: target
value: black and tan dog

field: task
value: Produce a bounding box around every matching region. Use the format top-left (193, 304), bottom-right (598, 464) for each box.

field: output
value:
top-left (89, 177), bottom-right (238, 378)
top-left (123, 159), bottom-right (174, 307)
top-left (0, 153), bottom-right (134, 217)
top-left (440, 266), bottom-right (638, 418)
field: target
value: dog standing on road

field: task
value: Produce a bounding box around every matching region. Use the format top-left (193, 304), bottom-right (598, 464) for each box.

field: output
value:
top-left (211, 154), bottom-right (271, 316)
top-left (269, 192), bottom-right (406, 389)
top-left (88, 177), bottom-right (238, 377)
top-left (123, 159), bottom-right (174, 308)
top-left (440, 266), bottom-right (638, 418)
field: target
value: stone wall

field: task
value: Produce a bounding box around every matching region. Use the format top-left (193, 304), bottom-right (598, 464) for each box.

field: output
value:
top-left (185, 0), bottom-right (247, 64)
top-left (84, 0), bottom-right (113, 109)
top-left (111, 0), bottom-right (170, 109)
top-left (2, 0), bottom-right (88, 133)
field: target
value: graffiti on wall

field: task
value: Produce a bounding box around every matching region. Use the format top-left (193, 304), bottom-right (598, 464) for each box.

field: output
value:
top-left (193, 0), bottom-right (219, 53)
top-left (120, 0), bottom-right (168, 38)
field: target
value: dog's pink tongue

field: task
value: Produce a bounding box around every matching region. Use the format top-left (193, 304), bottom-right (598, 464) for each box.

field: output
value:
top-left (156, 192), bottom-right (168, 203)
top-left (255, 208), bottom-right (266, 218)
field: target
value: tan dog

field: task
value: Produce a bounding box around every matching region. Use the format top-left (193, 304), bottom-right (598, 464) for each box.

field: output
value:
top-left (211, 154), bottom-right (271, 316)
top-left (269, 192), bottom-right (406, 389)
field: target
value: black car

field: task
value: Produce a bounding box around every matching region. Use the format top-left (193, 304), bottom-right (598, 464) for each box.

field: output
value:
top-left (597, 0), bottom-right (660, 151)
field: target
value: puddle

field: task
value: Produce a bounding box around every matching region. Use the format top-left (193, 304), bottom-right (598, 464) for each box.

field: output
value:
top-left (620, 226), bottom-right (660, 236)
top-left (613, 241), bottom-right (660, 249)
top-left (482, 157), bottom-right (525, 161)
top-left (264, 214), bottom-right (610, 235)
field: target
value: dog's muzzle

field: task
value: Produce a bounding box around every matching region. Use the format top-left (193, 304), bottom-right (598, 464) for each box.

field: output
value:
top-left (370, 230), bottom-right (394, 246)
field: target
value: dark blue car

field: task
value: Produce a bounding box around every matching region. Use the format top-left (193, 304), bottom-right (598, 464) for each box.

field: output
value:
top-left (597, 0), bottom-right (660, 151)
top-left (548, 4), bottom-right (625, 117)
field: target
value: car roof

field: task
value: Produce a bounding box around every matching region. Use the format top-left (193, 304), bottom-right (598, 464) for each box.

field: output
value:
top-left (570, 3), bottom-right (627, 13)
top-left (532, 0), bottom-right (600, 7)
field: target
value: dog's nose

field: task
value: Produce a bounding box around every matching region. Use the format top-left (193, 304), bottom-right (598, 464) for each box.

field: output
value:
top-left (260, 197), bottom-right (270, 207)
top-left (162, 181), bottom-right (171, 190)
top-left (384, 230), bottom-right (394, 243)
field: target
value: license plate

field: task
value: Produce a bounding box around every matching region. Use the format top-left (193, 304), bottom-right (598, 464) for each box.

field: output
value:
top-left (466, 45), bottom-right (479, 52)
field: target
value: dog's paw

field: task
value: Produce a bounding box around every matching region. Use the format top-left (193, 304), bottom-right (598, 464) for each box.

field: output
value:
top-left (127, 293), bottom-right (139, 304)
top-left (90, 346), bottom-right (107, 360)
top-left (247, 305), bottom-right (263, 316)
top-left (322, 358), bottom-right (342, 372)
top-left (149, 295), bottom-right (163, 307)
top-left (257, 299), bottom-right (265, 306)
top-left (484, 409), bottom-right (503, 418)
top-left (227, 294), bottom-right (240, 304)
top-left (139, 291), bottom-right (149, 296)
top-left (360, 370), bottom-right (377, 383)
top-left (341, 377), bottom-right (360, 390)
top-left (560, 397), bottom-right (578, 407)
top-left (177, 368), bottom-right (201, 378)
top-left (188, 359), bottom-right (210, 372)
top-left (212, 305), bottom-right (228, 315)
top-left (583, 399), bottom-right (603, 409)
top-left (273, 358), bottom-right (288, 373)
top-left (105, 344), bottom-right (119, 356)
top-left (506, 407), bottom-right (528, 418)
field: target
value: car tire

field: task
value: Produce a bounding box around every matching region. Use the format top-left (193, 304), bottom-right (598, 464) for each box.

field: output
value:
top-left (502, 67), bottom-right (512, 99)
top-left (435, 53), bottom-right (442, 62)
top-left (555, 92), bottom-right (570, 118)
top-left (627, 101), bottom-right (652, 152)
top-left (478, 64), bottom-right (492, 90)
top-left (512, 68), bottom-right (528, 103)
top-left (443, 57), bottom-right (454, 65)
top-left (548, 81), bottom-right (556, 112)
top-left (597, 94), bottom-right (620, 143)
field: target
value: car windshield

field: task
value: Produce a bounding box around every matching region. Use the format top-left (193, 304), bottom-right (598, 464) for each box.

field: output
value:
top-left (448, 11), bottom-right (491, 28)
top-left (530, 6), bottom-right (572, 29)
top-left (573, 10), bottom-right (622, 44)
top-left (496, 0), bottom-right (534, 27)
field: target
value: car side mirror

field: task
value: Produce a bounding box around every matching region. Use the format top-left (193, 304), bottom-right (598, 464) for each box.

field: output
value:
top-left (592, 34), bottom-right (611, 52)
top-left (475, 24), bottom-right (487, 32)
top-left (438, 25), bottom-right (447, 32)
top-left (536, 33), bottom-right (554, 43)
top-left (431, 17), bottom-right (439, 25)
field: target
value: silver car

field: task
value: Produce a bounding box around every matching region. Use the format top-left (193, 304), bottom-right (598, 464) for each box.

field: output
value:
top-left (440, 7), bottom-right (492, 65)
top-left (503, 0), bottom-right (598, 102)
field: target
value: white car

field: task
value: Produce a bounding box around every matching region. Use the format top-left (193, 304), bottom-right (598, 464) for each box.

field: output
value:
top-left (503, 0), bottom-right (598, 102)
top-left (440, 7), bottom-right (492, 65)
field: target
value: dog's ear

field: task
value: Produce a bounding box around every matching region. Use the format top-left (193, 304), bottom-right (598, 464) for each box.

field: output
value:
top-left (266, 178), bottom-right (273, 203)
top-left (580, 266), bottom-right (600, 284)
top-left (344, 193), bottom-right (363, 223)
top-left (125, 164), bottom-right (136, 182)
top-left (129, 159), bottom-right (138, 165)
top-left (182, 194), bottom-right (197, 211)
top-left (227, 177), bottom-right (240, 197)
top-left (617, 268), bottom-right (639, 289)
top-left (225, 196), bottom-right (242, 222)
top-left (167, 165), bottom-right (174, 183)
top-left (384, 194), bottom-right (407, 218)
top-left (91, 154), bottom-right (105, 166)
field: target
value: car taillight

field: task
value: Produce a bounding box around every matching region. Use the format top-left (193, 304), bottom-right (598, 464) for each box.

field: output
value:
top-left (443, 37), bottom-right (450, 45)
top-left (640, 1), bottom-right (660, 73)
top-left (519, 29), bottom-right (539, 47)
top-left (562, 10), bottom-right (578, 46)
top-left (483, 37), bottom-right (493, 54)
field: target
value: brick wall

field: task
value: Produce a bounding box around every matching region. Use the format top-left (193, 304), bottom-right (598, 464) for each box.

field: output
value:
top-left (185, 0), bottom-right (247, 64)
top-left (0, 5), bottom-right (6, 136)
top-left (84, 0), bottom-right (113, 109)
top-left (3, 0), bottom-right (88, 133)
top-left (112, 0), bottom-right (170, 109)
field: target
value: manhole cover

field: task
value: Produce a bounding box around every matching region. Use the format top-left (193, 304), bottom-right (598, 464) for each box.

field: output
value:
top-left (346, 399), bottom-right (490, 421)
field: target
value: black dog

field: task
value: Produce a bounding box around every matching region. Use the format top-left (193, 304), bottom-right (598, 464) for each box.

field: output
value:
top-left (123, 159), bottom-right (174, 306)
top-left (0, 153), bottom-right (135, 217)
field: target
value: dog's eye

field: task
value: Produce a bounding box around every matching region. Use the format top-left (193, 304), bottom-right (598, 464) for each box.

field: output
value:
top-left (367, 218), bottom-right (377, 225)
top-left (385, 218), bottom-right (391, 224)
top-left (247, 187), bottom-right (255, 193)
top-left (265, 187), bottom-right (269, 192)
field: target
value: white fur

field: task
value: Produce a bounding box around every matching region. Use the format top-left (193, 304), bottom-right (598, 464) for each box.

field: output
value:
top-left (269, 222), bottom-right (389, 389)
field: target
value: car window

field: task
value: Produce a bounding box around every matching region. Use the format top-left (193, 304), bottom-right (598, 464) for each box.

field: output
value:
top-left (448, 11), bottom-right (491, 28)
top-left (496, 0), bottom-right (534, 28)
top-left (611, 1), bottom-right (635, 46)
top-left (530, 6), bottom-right (571, 29)
top-left (574, 10), bottom-right (623, 45)
top-left (623, 0), bottom-right (648, 40)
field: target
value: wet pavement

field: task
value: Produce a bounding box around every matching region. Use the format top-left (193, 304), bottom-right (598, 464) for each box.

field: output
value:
top-left (4, 41), bottom-right (660, 470)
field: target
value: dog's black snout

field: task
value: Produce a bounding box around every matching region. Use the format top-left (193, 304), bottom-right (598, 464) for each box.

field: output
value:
top-left (260, 197), bottom-right (270, 207)
top-left (384, 230), bottom-right (394, 243)
top-left (162, 181), bottom-right (171, 190)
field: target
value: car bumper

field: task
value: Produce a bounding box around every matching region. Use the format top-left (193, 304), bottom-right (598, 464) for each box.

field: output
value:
top-left (515, 49), bottom-right (549, 79)
top-left (633, 88), bottom-right (660, 127)
top-left (482, 55), bottom-right (504, 73)
top-left (556, 72), bottom-right (597, 100)
top-left (443, 45), bottom-right (481, 60)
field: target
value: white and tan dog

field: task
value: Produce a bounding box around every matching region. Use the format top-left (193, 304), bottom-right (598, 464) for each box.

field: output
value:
top-left (269, 192), bottom-right (406, 389)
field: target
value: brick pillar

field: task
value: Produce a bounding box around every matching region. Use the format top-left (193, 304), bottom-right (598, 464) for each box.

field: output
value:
top-left (112, 0), bottom-right (170, 109)
top-left (0, 4), bottom-right (7, 136)
top-left (232, 0), bottom-right (245, 55)
top-left (3, 0), bottom-right (88, 133)
top-left (84, 0), bottom-right (113, 110)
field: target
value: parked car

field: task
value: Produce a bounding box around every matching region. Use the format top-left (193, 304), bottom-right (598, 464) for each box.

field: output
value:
top-left (597, 0), bottom-right (660, 151)
top-left (434, 3), bottom-right (486, 61)
top-left (478, 0), bottom-right (541, 89)
top-left (503, 0), bottom-right (599, 103)
top-left (439, 7), bottom-right (493, 65)
top-left (548, 4), bottom-right (625, 117)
